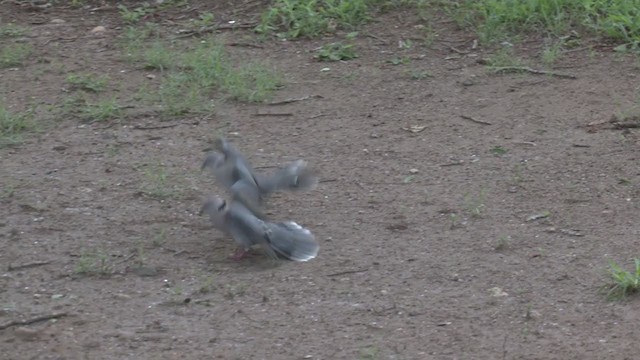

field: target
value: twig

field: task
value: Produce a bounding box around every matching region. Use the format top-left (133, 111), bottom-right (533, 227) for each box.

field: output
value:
top-left (512, 141), bottom-right (536, 146)
top-left (225, 42), bottom-right (264, 48)
top-left (319, 179), bottom-right (338, 183)
top-left (502, 334), bottom-right (508, 360)
top-left (364, 32), bottom-right (387, 44)
top-left (268, 95), bottom-right (322, 106)
top-left (175, 23), bottom-right (257, 39)
top-left (327, 268), bottom-right (369, 277)
top-left (439, 161), bottom-right (464, 167)
top-left (252, 113), bottom-right (294, 117)
top-left (460, 115), bottom-right (492, 126)
top-left (216, 23), bottom-right (257, 30)
top-left (0, 313), bottom-right (68, 330)
top-left (133, 123), bottom-right (181, 130)
top-left (7, 261), bottom-right (51, 271)
top-left (448, 45), bottom-right (469, 54)
top-left (613, 122), bottom-right (640, 129)
top-left (491, 66), bottom-right (577, 79)
top-left (115, 252), bottom-right (136, 265)
top-left (309, 113), bottom-right (327, 119)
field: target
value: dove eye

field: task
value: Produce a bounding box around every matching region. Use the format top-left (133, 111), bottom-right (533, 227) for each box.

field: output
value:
top-left (217, 200), bottom-right (226, 211)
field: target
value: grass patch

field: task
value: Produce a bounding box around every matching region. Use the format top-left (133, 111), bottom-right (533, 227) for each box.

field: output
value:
top-left (449, 0), bottom-right (640, 45)
top-left (66, 73), bottom-right (108, 92)
top-left (0, 104), bottom-right (34, 148)
top-left (81, 98), bottom-right (123, 123)
top-left (75, 250), bottom-right (114, 276)
top-left (257, 0), bottom-right (373, 38)
top-left (143, 41), bottom-right (176, 71)
top-left (606, 258), bottom-right (640, 299)
top-left (139, 162), bottom-right (180, 199)
top-left (117, 25), bottom-right (281, 115)
top-left (464, 189), bottom-right (487, 218)
top-left (119, 25), bottom-right (159, 61)
top-left (118, 4), bottom-right (154, 24)
top-left (0, 23), bottom-right (28, 38)
top-left (485, 47), bottom-right (524, 67)
top-left (146, 38), bottom-right (280, 114)
top-left (316, 41), bottom-right (358, 61)
top-left (0, 43), bottom-right (32, 68)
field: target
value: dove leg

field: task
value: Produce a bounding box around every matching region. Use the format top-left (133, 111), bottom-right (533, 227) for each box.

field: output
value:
top-left (229, 247), bottom-right (251, 261)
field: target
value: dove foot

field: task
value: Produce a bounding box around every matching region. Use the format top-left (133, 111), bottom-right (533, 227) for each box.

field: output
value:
top-left (229, 248), bottom-right (251, 261)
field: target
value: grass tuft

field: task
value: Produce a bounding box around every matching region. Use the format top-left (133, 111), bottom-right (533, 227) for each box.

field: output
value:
top-left (0, 104), bottom-right (34, 147)
top-left (257, 0), bottom-right (372, 38)
top-left (66, 73), bottom-right (108, 92)
top-left (606, 258), bottom-right (640, 299)
top-left (450, 0), bottom-right (640, 45)
top-left (0, 43), bottom-right (32, 68)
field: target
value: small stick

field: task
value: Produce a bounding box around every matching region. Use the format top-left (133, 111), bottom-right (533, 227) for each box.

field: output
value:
top-left (268, 95), bottom-right (322, 105)
top-left (225, 42), bottom-right (264, 48)
top-left (7, 260), bottom-right (51, 271)
top-left (491, 66), bottom-right (577, 79)
top-left (327, 268), bottom-right (369, 277)
top-left (252, 113), bottom-right (294, 117)
top-left (448, 45), bottom-right (469, 54)
top-left (440, 161), bottom-right (464, 167)
top-left (115, 253), bottom-right (136, 265)
top-left (460, 115), bottom-right (492, 126)
top-left (364, 33), bottom-right (387, 44)
top-left (309, 113), bottom-right (327, 119)
top-left (0, 313), bottom-right (68, 330)
top-left (133, 123), bottom-right (181, 130)
top-left (613, 122), bottom-right (640, 129)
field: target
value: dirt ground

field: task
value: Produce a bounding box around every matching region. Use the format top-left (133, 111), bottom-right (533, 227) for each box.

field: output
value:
top-left (2, 1), bottom-right (640, 359)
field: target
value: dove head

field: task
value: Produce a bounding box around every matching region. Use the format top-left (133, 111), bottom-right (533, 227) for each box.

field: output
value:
top-left (214, 137), bottom-right (229, 153)
top-left (200, 197), bottom-right (227, 216)
top-left (201, 152), bottom-right (226, 171)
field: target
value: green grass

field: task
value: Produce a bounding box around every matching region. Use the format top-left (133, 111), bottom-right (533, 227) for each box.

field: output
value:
top-left (464, 189), bottom-right (487, 218)
top-left (116, 24), bottom-right (280, 115)
top-left (495, 235), bottom-right (511, 251)
top-left (0, 24), bottom-right (28, 38)
top-left (75, 250), bottom-right (113, 276)
top-left (489, 145), bottom-right (508, 156)
top-left (316, 41), bottom-right (359, 61)
top-left (607, 258), bottom-right (640, 299)
top-left (118, 4), bottom-right (153, 24)
top-left (66, 73), bottom-right (108, 92)
top-left (0, 104), bottom-right (34, 147)
top-left (541, 39), bottom-right (565, 66)
top-left (485, 47), bottom-right (524, 67)
top-left (223, 63), bottom-right (283, 102)
top-left (149, 38), bottom-right (281, 113)
top-left (257, 0), bottom-right (372, 38)
top-left (143, 41), bottom-right (176, 71)
top-left (140, 162), bottom-right (181, 199)
top-left (0, 43), bottom-right (32, 68)
top-left (81, 98), bottom-right (123, 122)
top-left (119, 25), bottom-right (158, 61)
top-left (450, 0), bottom-right (640, 44)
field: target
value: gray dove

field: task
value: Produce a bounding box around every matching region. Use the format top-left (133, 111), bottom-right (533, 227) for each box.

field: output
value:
top-left (200, 196), bottom-right (319, 262)
top-left (202, 138), bottom-right (318, 210)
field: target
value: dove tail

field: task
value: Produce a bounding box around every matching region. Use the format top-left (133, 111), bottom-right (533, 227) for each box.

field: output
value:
top-left (264, 222), bottom-right (319, 262)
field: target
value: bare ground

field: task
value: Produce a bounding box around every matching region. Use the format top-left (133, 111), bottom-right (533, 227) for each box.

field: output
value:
top-left (1, 2), bottom-right (640, 359)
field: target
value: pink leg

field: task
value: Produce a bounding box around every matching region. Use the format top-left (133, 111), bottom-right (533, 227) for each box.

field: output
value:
top-left (229, 248), bottom-right (250, 261)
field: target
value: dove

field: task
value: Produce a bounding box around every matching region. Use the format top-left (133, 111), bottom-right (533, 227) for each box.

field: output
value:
top-left (201, 138), bottom-right (318, 210)
top-left (200, 196), bottom-right (319, 262)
